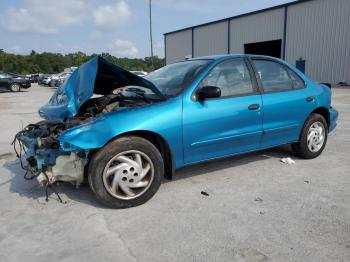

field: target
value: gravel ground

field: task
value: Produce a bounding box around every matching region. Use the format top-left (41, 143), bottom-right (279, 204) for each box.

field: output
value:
top-left (0, 84), bottom-right (349, 262)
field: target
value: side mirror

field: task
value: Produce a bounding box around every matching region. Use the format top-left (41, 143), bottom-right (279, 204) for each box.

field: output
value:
top-left (197, 86), bottom-right (221, 100)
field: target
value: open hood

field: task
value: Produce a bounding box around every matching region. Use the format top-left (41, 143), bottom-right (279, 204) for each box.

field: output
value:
top-left (39, 56), bottom-right (162, 121)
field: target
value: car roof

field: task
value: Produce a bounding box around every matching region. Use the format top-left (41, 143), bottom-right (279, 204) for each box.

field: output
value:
top-left (1, 71), bottom-right (16, 76)
top-left (189, 54), bottom-right (283, 62)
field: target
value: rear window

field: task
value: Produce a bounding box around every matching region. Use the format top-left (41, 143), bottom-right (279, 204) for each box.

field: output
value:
top-left (253, 60), bottom-right (293, 92)
top-left (286, 67), bottom-right (306, 89)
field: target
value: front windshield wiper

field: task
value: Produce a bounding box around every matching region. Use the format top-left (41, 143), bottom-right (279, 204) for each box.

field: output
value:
top-left (124, 87), bottom-right (166, 102)
top-left (125, 87), bottom-right (151, 103)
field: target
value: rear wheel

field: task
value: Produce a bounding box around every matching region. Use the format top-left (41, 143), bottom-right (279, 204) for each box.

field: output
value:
top-left (292, 113), bottom-right (328, 159)
top-left (10, 83), bottom-right (21, 92)
top-left (88, 136), bottom-right (164, 208)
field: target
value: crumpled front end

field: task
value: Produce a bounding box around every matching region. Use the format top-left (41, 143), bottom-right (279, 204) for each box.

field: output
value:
top-left (14, 120), bottom-right (88, 187)
top-left (39, 55), bottom-right (161, 122)
top-left (13, 56), bottom-right (161, 192)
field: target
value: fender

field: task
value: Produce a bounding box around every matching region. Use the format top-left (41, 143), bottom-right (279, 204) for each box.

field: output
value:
top-left (58, 96), bottom-right (185, 168)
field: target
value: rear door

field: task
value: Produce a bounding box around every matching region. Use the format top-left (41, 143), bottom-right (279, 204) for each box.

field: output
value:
top-left (182, 58), bottom-right (263, 164)
top-left (250, 58), bottom-right (316, 148)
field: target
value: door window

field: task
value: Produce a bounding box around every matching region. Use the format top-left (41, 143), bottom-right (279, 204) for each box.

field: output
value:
top-left (200, 59), bottom-right (254, 97)
top-left (253, 60), bottom-right (293, 92)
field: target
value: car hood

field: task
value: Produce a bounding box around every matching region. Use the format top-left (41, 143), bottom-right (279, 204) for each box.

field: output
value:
top-left (39, 56), bottom-right (161, 121)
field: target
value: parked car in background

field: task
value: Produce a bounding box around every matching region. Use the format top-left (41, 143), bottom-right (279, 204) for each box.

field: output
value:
top-left (37, 74), bottom-right (46, 85)
top-left (15, 55), bottom-right (338, 208)
top-left (38, 74), bottom-right (52, 86)
top-left (131, 71), bottom-right (148, 77)
top-left (64, 66), bottom-right (77, 73)
top-left (48, 72), bottom-right (71, 87)
top-left (26, 74), bottom-right (40, 83)
top-left (0, 71), bottom-right (31, 92)
top-left (49, 78), bottom-right (63, 88)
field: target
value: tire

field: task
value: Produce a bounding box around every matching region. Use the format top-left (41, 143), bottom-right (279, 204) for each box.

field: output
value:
top-left (88, 136), bottom-right (164, 208)
top-left (10, 83), bottom-right (21, 92)
top-left (292, 113), bottom-right (328, 159)
top-left (49, 81), bottom-right (55, 87)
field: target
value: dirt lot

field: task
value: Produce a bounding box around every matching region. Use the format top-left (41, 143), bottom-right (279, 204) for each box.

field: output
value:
top-left (0, 84), bottom-right (349, 262)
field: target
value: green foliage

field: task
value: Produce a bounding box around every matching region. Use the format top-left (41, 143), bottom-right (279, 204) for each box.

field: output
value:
top-left (0, 50), bottom-right (165, 74)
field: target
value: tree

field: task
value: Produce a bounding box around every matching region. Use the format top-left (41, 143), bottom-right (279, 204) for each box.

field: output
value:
top-left (0, 50), bottom-right (164, 74)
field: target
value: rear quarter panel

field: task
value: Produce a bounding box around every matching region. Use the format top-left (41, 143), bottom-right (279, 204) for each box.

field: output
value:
top-left (250, 56), bottom-right (332, 147)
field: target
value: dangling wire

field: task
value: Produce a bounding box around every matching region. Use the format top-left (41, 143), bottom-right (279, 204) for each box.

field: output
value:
top-left (42, 171), bottom-right (65, 203)
top-left (12, 130), bottom-right (66, 204)
top-left (12, 129), bottom-right (29, 170)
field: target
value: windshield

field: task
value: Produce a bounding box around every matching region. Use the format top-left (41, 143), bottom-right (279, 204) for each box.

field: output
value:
top-left (145, 59), bottom-right (211, 97)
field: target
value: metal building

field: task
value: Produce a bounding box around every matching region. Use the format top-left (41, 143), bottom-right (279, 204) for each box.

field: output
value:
top-left (164, 0), bottom-right (350, 84)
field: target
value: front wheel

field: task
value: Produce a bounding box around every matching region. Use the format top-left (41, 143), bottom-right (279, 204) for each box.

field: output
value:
top-left (88, 136), bottom-right (164, 208)
top-left (292, 113), bottom-right (328, 159)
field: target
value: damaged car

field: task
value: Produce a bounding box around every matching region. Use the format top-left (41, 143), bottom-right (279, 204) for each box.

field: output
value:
top-left (14, 55), bottom-right (338, 208)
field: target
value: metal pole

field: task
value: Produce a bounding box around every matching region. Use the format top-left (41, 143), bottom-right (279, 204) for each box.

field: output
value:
top-left (149, 0), bottom-right (154, 70)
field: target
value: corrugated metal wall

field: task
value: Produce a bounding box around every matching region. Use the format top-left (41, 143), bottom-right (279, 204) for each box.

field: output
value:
top-left (193, 21), bottom-right (228, 57)
top-left (165, 29), bottom-right (192, 64)
top-left (285, 0), bottom-right (350, 83)
top-left (229, 8), bottom-right (285, 54)
top-left (164, 0), bottom-right (350, 83)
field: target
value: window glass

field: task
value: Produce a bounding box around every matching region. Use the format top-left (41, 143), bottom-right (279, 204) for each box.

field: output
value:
top-left (0, 73), bottom-right (11, 78)
top-left (253, 60), bottom-right (293, 92)
top-left (200, 59), bottom-right (253, 97)
top-left (286, 68), bottom-right (305, 89)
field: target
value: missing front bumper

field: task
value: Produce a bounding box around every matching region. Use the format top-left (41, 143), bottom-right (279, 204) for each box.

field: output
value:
top-left (13, 122), bottom-right (88, 187)
top-left (35, 152), bottom-right (85, 187)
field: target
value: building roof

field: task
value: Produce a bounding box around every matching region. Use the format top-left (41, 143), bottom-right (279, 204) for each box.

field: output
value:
top-left (164, 0), bottom-right (313, 35)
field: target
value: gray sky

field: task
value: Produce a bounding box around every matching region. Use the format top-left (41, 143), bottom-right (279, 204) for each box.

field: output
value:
top-left (0, 0), bottom-right (295, 58)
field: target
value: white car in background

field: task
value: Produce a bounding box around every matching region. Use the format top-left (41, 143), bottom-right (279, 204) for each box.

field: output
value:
top-left (131, 71), bottom-right (148, 77)
top-left (49, 72), bottom-right (71, 87)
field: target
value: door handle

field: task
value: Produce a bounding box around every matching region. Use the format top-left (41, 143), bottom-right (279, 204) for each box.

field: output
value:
top-left (306, 96), bottom-right (314, 102)
top-left (248, 104), bottom-right (260, 110)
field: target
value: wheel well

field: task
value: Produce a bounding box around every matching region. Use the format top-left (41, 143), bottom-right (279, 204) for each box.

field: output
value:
top-left (311, 107), bottom-right (330, 127)
top-left (115, 131), bottom-right (174, 180)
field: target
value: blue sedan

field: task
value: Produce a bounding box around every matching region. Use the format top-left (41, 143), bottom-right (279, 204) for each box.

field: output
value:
top-left (15, 55), bottom-right (338, 208)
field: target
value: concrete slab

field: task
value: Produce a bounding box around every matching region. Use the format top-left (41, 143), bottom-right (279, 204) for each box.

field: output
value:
top-left (0, 84), bottom-right (349, 262)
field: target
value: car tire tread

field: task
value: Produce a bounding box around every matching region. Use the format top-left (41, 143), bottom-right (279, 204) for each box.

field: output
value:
top-left (88, 136), bottom-right (164, 208)
top-left (292, 113), bottom-right (328, 159)
top-left (10, 83), bottom-right (21, 92)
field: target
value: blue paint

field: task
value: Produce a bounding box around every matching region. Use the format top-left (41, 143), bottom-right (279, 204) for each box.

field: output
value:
top-left (39, 56), bottom-right (162, 121)
top-left (45, 55), bottom-right (337, 170)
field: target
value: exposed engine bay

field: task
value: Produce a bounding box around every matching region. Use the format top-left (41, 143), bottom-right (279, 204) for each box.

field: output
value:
top-left (77, 89), bottom-right (150, 120)
top-left (13, 56), bottom-right (162, 201)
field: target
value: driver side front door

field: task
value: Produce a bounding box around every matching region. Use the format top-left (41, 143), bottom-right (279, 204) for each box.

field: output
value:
top-left (182, 58), bottom-right (263, 164)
